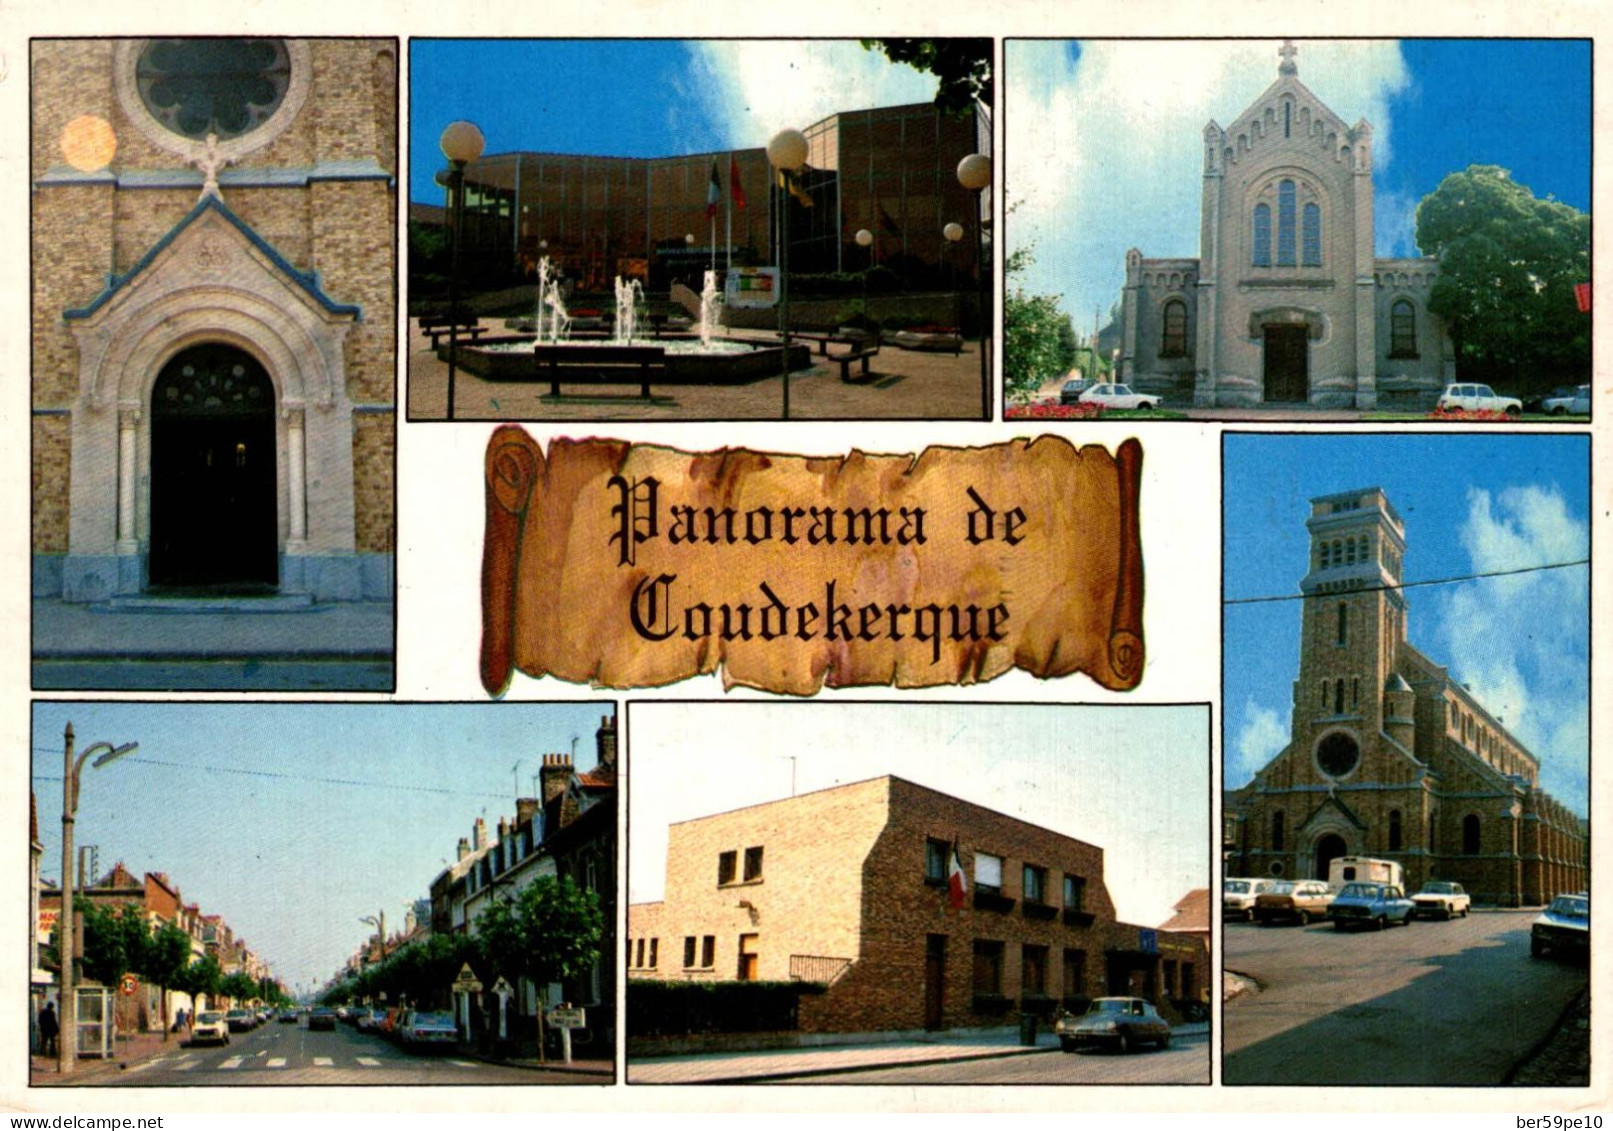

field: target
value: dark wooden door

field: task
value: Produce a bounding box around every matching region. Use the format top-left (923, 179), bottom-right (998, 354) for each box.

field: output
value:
top-left (1263, 324), bottom-right (1309, 402)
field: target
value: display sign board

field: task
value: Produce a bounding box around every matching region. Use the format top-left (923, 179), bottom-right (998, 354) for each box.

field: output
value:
top-left (492, 977), bottom-right (514, 997)
top-left (450, 962), bottom-right (482, 993)
top-left (1138, 927), bottom-right (1159, 955)
top-left (724, 267), bottom-right (778, 308)
top-left (547, 1006), bottom-right (586, 1029)
top-left (119, 973), bottom-right (139, 996)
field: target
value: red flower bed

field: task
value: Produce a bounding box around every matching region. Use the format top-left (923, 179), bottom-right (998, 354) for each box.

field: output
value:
top-left (1005, 401), bottom-right (1105, 420)
top-left (1427, 407), bottom-right (1517, 422)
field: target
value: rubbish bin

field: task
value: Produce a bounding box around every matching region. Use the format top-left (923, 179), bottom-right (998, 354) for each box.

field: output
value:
top-left (1018, 1012), bottom-right (1038, 1046)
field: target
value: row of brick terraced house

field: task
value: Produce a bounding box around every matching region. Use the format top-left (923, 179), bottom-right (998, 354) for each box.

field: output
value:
top-left (628, 776), bottom-right (1207, 1041)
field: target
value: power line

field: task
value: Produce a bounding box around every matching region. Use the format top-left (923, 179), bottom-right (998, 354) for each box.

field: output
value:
top-left (29, 756), bottom-right (509, 800)
top-left (1225, 558), bottom-right (1588, 607)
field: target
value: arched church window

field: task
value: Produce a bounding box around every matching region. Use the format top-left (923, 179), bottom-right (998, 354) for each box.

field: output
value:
top-left (1390, 299), bottom-right (1418, 357)
top-left (1331, 539), bottom-right (1342, 562)
top-left (1160, 299), bottom-right (1188, 358)
top-left (1252, 203), bottom-right (1272, 267)
top-left (1462, 814), bottom-right (1480, 855)
top-left (1389, 810), bottom-right (1403, 852)
top-left (1334, 680), bottom-right (1344, 715)
top-left (1336, 601), bottom-right (1348, 646)
top-left (136, 39), bottom-right (291, 142)
top-left (1317, 732), bottom-right (1360, 778)
top-left (1302, 202), bottom-right (1321, 266)
top-left (1277, 180), bottom-right (1297, 266)
top-left (1351, 677), bottom-right (1359, 708)
top-left (1345, 539), bottom-right (1356, 565)
top-left (1272, 811), bottom-right (1285, 852)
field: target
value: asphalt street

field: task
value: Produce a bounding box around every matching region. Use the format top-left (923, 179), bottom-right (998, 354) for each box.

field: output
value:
top-left (63, 1020), bottom-right (588, 1087)
top-left (771, 1033), bottom-right (1210, 1085)
top-left (1224, 909), bottom-right (1588, 1086)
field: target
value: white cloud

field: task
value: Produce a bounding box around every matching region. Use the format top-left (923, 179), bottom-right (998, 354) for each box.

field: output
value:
top-left (686, 42), bottom-right (940, 152)
top-left (1232, 698), bottom-right (1289, 785)
top-left (1007, 39), bottom-right (1409, 328)
top-left (1436, 485), bottom-right (1589, 813)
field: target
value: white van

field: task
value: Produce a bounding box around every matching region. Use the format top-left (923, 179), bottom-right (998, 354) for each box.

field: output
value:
top-left (1328, 856), bottom-right (1403, 892)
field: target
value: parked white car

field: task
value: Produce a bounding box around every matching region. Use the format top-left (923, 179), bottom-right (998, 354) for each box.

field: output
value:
top-left (1541, 384), bottom-right (1590, 415)
top-left (1411, 880), bottom-right (1471, 920)
top-left (1078, 383), bottom-right (1162, 411)
top-left (1436, 383), bottom-right (1522, 416)
top-left (1223, 877), bottom-right (1277, 921)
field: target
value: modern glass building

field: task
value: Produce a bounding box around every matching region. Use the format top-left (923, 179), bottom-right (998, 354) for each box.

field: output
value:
top-left (432, 101), bottom-right (990, 293)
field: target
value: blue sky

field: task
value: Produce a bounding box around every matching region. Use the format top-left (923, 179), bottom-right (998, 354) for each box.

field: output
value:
top-left (630, 703), bottom-right (1208, 929)
top-left (409, 40), bottom-right (940, 205)
top-left (1224, 435), bottom-right (1590, 816)
top-left (31, 702), bottom-right (614, 997)
top-left (1007, 39), bottom-right (1591, 334)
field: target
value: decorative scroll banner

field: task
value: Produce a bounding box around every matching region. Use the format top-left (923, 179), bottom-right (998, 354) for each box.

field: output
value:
top-left (481, 428), bottom-right (1144, 697)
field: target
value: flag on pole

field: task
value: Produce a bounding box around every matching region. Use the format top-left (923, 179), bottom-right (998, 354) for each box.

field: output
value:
top-left (947, 839), bottom-right (967, 910)
top-left (706, 161), bottom-right (722, 219)
top-left (730, 155), bottom-right (747, 209)
top-left (1575, 282), bottom-right (1591, 313)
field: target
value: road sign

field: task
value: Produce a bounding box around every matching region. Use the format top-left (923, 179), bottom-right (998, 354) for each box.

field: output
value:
top-left (118, 973), bottom-right (139, 996)
top-left (492, 977), bottom-right (514, 997)
top-left (450, 962), bottom-right (482, 993)
top-left (547, 1006), bottom-right (586, 1029)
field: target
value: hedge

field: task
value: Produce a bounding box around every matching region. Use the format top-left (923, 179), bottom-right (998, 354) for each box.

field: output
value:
top-left (626, 980), bottom-right (820, 1036)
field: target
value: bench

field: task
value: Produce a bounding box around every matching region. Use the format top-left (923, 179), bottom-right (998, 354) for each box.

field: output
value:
top-left (831, 342), bottom-right (882, 382)
top-left (420, 315), bottom-right (488, 350)
top-left (531, 344), bottom-right (668, 398)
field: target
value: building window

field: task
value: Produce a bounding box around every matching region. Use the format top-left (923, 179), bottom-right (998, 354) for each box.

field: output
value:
top-left (635, 938), bottom-right (645, 968)
top-left (1062, 949), bottom-right (1087, 1001)
top-left (683, 936), bottom-right (696, 968)
top-left (1181, 962), bottom-right (1196, 1001)
top-left (1390, 299), bottom-right (1418, 357)
top-left (1064, 874), bottom-right (1086, 911)
top-left (1389, 810), bottom-right (1403, 852)
top-left (1337, 602), bottom-right (1348, 646)
top-left (737, 933), bottom-right (759, 981)
top-left (972, 940), bottom-right (1004, 994)
top-left (648, 938), bottom-right (658, 968)
top-left (1319, 541), bottom-right (1330, 568)
top-left (701, 935), bottom-right (716, 968)
top-left (1352, 677), bottom-right (1359, 708)
top-left (1022, 945), bottom-right (1049, 996)
top-left (1252, 203), bottom-right (1272, 267)
top-left (1277, 180), bottom-right (1297, 266)
top-left (136, 39), bottom-right (291, 142)
top-left (1023, 864), bottom-right (1047, 905)
top-left (1334, 679), bottom-right (1345, 715)
top-left (925, 838), bottom-right (950, 884)
top-left (1302, 202), bottom-right (1321, 266)
top-left (1463, 814), bottom-right (1481, 855)
top-left (717, 851), bottom-right (736, 886)
top-left (975, 851), bottom-right (1004, 896)
top-left (1272, 811), bottom-right (1286, 852)
top-left (1160, 299), bottom-right (1188, 358)
top-left (743, 846), bottom-right (764, 882)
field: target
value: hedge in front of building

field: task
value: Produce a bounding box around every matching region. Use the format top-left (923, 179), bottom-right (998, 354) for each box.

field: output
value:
top-left (627, 980), bottom-right (823, 1036)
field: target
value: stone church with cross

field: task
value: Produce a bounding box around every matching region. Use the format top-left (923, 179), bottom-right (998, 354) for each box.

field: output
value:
top-left (1224, 488), bottom-right (1587, 906)
top-left (31, 39), bottom-right (395, 618)
top-left (1119, 41), bottom-right (1456, 408)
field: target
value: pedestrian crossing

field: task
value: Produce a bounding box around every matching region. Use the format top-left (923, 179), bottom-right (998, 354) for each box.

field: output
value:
top-left (134, 1052), bottom-right (482, 1074)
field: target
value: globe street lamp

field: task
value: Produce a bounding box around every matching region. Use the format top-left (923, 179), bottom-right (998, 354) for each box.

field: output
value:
top-left (768, 127), bottom-right (808, 419)
top-left (944, 221), bottom-right (965, 339)
top-left (440, 120), bottom-right (486, 421)
top-left (855, 228), bottom-right (874, 329)
top-left (59, 723), bottom-right (139, 1075)
top-left (957, 153), bottom-right (992, 418)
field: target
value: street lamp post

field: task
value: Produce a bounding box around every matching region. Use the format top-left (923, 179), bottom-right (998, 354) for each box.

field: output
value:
top-left (854, 228), bottom-right (874, 330)
top-left (440, 120), bottom-right (486, 422)
top-left (943, 221), bottom-right (964, 337)
top-left (59, 723), bottom-right (138, 1075)
top-left (768, 128), bottom-right (808, 419)
top-left (957, 153), bottom-right (992, 419)
top-left (359, 911), bottom-right (388, 962)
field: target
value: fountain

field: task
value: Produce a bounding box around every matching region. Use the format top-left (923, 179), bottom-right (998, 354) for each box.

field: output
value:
top-left (614, 276), bottom-right (644, 344)
top-left (534, 257), bottom-right (570, 343)
top-left (698, 269), bottom-right (724, 350)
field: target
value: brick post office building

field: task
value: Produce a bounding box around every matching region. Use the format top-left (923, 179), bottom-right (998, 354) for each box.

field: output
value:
top-left (32, 39), bottom-right (396, 608)
top-left (628, 776), bottom-right (1205, 1036)
top-left (1226, 488), bottom-right (1588, 905)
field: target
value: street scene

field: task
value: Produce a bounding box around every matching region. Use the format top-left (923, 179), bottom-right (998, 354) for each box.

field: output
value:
top-left (29, 702), bottom-right (617, 1086)
top-left (626, 702), bottom-right (1211, 1086)
top-left (1224, 911), bottom-right (1588, 1086)
top-left (1005, 39), bottom-right (1590, 421)
top-left (408, 39), bottom-right (992, 421)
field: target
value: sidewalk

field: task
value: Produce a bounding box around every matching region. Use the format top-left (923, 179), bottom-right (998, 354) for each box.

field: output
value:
top-left (475, 1050), bottom-right (614, 1078)
top-left (29, 1030), bottom-right (183, 1085)
top-left (629, 1023), bottom-right (1210, 1084)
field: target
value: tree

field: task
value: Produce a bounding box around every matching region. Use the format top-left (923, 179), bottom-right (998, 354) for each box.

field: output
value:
top-left (76, 899), bottom-right (149, 989)
top-left (1416, 165), bottom-right (1590, 391)
top-left (1002, 244), bottom-right (1079, 405)
top-left (143, 921), bottom-right (193, 1027)
top-left (860, 40), bottom-right (992, 118)
top-left (172, 954), bottom-right (221, 1010)
top-left (220, 971), bottom-right (259, 1006)
top-left (477, 875), bottom-right (604, 1060)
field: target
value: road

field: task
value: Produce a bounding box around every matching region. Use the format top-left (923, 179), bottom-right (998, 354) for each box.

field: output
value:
top-left (1224, 909), bottom-right (1588, 1085)
top-left (69, 1020), bottom-right (588, 1086)
top-left (768, 1035), bottom-right (1210, 1085)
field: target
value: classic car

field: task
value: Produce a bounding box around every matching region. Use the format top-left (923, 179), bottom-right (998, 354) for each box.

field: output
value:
top-left (1055, 996), bottom-right (1171, 1054)
top-left (1530, 893), bottom-right (1589, 961)
top-left (1435, 383), bottom-right (1522, 416)
top-left (1253, 879), bottom-right (1335, 925)
top-left (1223, 877), bottom-right (1277, 922)
top-left (190, 1010), bottom-right (231, 1046)
top-left (1411, 880), bottom-right (1471, 920)
top-left (1330, 881), bottom-right (1415, 930)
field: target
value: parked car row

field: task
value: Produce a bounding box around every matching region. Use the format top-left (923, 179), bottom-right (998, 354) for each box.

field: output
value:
top-left (1531, 893), bottom-right (1590, 961)
top-left (336, 1004), bottom-right (462, 1052)
top-left (1225, 875), bottom-right (1477, 931)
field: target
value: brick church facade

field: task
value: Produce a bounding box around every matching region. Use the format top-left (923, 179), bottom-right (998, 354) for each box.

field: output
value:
top-left (1119, 41), bottom-right (1456, 408)
top-left (31, 39), bottom-right (395, 606)
top-left (1225, 488), bottom-right (1587, 905)
top-left (629, 776), bottom-right (1207, 1037)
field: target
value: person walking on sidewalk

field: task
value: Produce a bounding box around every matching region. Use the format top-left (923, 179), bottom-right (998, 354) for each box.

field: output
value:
top-left (38, 1002), bottom-right (59, 1056)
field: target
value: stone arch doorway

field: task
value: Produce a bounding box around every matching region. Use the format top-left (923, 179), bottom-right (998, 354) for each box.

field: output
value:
top-left (1263, 324), bottom-right (1309, 402)
top-left (148, 343), bottom-right (278, 589)
top-left (1313, 833), bottom-right (1348, 881)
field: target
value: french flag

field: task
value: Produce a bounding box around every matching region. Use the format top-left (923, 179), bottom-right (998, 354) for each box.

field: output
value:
top-left (948, 840), bottom-right (967, 910)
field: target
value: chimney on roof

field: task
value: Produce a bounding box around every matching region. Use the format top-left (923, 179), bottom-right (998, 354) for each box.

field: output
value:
top-left (497, 816), bottom-right (509, 843)
top-left (541, 752), bottom-right (573, 804)
top-left (516, 797), bottom-right (540, 826)
top-left (473, 817), bottom-right (488, 852)
top-left (457, 836), bottom-right (470, 861)
top-left (596, 715), bottom-right (617, 772)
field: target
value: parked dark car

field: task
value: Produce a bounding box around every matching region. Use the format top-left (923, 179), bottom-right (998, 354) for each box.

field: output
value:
top-left (400, 1010), bottom-right (459, 1052)
top-left (1531, 893), bottom-right (1589, 961)
top-left (1054, 996), bottom-right (1171, 1053)
top-left (307, 1007), bottom-right (337, 1031)
top-left (1330, 881), bottom-right (1415, 930)
top-left (1060, 378), bottom-right (1092, 405)
top-left (225, 1008), bottom-right (257, 1033)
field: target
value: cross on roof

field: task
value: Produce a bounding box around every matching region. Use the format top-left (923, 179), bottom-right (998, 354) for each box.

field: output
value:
top-left (1279, 40), bottom-right (1298, 76)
